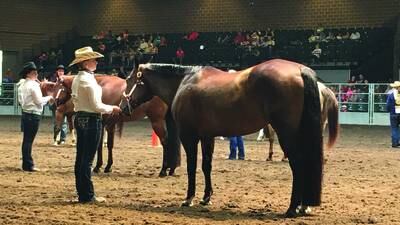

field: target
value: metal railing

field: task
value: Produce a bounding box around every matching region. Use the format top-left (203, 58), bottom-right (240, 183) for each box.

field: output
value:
top-left (0, 82), bottom-right (392, 125)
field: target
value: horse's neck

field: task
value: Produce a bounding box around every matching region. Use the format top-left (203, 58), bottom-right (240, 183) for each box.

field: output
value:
top-left (150, 75), bottom-right (186, 106)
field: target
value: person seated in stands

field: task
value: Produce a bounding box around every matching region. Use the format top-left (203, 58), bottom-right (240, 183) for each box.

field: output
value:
top-left (175, 47), bottom-right (185, 64)
top-left (240, 33), bottom-right (251, 46)
top-left (233, 31), bottom-right (246, 45)
top-left (122, 29), bottom-right (129, 40)
top-left (308, 31), bottom-right (320, 43)
top-left (153, 34), bottom-right (161, 47)
top-left (250, 31), bottom-right (261, 46)
top-left (265, 28), bottom-right (275, 39)
top-left (311, 44), bottom-right (322, 63)
top-left (217, 33), bottom-right (231, 45)
top-left (97, 42), bottom-right (106, 54)
top-left (348, 75), bottom-right (357, 83)
top-left (341, 32), bottom-right (350, 40)
top-left (184, 31), bottom-right (199, 41)
top-left (159, 35), bottom-right (167, 47)
top-left (139, 39), bottom-right (149, 53)
top-left (3, 68), bottom-right (15, 83)
top-left (325, 32), bottom-right (336, 41)
top-left (356, 74), bottom-right (365, 83)
top-left (350, 31), bottom-right (361, 40)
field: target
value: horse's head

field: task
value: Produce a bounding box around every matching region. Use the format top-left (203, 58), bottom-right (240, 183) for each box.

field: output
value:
top-left (40, 81), bottom-right (57, 97)
top-left (53, 78), bottom-right (72, 107)
top-left (120, 64), bottom-right (153, 116)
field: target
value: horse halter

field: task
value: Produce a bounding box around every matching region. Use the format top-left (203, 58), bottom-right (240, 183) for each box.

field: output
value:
top-left (54, 80), bottom-right (70, 107)
top-left (122, 71), bottom-right (144, 114)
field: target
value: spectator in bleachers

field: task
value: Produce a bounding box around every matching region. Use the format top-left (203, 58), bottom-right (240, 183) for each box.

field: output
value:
top-left (175, 47), bottom-right (185, 64)
top-left (325, 32), bottom-right (336, 41)
top-left (386, 81), bottom-right (400, 148)
top-left (311, 44), bottom-right (322, 63)
top-left (159, 35), bottom-right (167, 47)
top-left (265, 28), bottom-right (275, 39)
top-left (356, 74), bottom-right (365, 83)
top-left (350, 31), bottom-right (361, 40)
top-left (348, 75), bottom-right (357, 83)
top-left (250, 31), bottom-right (261, 46)
top-left (3, 68), bottom-right (15, 83)
top-left (233, 31), bottom-right (246, 45)
top-left (184, 31), bottom-right (199, 41)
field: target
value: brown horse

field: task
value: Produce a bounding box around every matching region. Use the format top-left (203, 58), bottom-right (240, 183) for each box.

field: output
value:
top-left (120, 59), bottom-right (339, 217)
top-left (42, 75), bottom-right (181, 176)
top-left (265, 82), bottom-right (339, 161)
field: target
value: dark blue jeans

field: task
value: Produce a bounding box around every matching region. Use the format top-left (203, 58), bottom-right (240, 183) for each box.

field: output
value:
top-left (21, 112), bottom-right (41, 170)
top-left (229, 136), bottom-right (245, 159)
top-left (390, 114), bottom-right (400, 146)
top-left (74, 114), bottom-right (102, 202)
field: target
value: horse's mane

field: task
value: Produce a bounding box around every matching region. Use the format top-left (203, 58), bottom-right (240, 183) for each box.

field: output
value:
top-left (143, 63), bottom-right (203, 77)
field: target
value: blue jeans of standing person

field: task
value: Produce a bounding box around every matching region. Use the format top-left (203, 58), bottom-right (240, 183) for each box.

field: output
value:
top-left (229, 136), bottom-right (245, 160)
top-left (74, 112), bottom-right (102, 202)
top-left (21, 112), bottom-right (41, 170)
top-left (390, 114), bottom-right (400, 147)
top-left (51, 107), bottom-right (67, 143)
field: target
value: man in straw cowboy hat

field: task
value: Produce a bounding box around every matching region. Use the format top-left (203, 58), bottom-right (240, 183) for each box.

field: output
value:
top-left (17, 61), bottom-right (54, 172)
top-left (70, 46), bottom-right (121, 203)
top-left (386, 81), bottom-right (400, 148)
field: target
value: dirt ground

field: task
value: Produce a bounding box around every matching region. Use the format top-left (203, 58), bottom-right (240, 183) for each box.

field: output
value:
top-left (0, 115), bottom-right (399, 225)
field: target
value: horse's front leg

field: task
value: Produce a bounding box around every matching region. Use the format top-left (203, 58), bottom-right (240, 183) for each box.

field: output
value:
top-left (104, 126), bottom-right (114, 173)
top-left (151, 120), bottom-right (168, 177)
top-left (93, 127), bottom-right (104, 173)
top-left (199, 137), bottom-right (214, 205)
top-left (180, 135), bottom-right (199, 207)
top-left (66, 114), bottom-right (76, 146)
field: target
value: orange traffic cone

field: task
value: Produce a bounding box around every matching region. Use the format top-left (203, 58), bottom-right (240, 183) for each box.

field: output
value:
top-left (151, 130), bottom-right (161, 147)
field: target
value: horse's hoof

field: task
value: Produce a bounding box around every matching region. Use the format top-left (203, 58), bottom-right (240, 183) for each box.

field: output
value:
top-left (159, 171), bottom-right (167, 178)
top-left (199, 199), bottom-right (212, 206)
top-left (181, 199), bottom-right (193, 207)
top-left (168, 169), bottom-right (175, 176)
top-left (266, 158), bottom-right (272, 161)
top-left (284, 209), bottom-right (298, 218)
top-left (104, 168), bottom-right (112, 173)
top-left (93, 167), bottom-right (100, 173)
top-left (297, 206), bottom-right (312, 215)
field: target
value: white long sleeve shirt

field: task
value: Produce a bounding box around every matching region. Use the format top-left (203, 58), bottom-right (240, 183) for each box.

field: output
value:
top-left (71, 70), bottom-right (114, 114)
top-left (17, 79), bottom-right (52, 115)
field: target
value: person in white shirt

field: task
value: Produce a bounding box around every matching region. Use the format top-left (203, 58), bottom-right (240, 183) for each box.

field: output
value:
top-left (18, 62), bottom-right (53, 172)
top-left (69, 46), bottom-right (121, 203)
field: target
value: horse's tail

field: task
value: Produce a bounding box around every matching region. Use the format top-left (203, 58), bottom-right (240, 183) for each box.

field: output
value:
top-left (299, 67), bottom-right (323, 206)
top-left (323, 87), bottom-right (339, 149)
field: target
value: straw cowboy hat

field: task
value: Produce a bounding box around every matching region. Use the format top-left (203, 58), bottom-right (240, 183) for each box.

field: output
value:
top-left (390, 81), bottom-right (400, 88)
top-left (69, 46), bottom-right (104, 66)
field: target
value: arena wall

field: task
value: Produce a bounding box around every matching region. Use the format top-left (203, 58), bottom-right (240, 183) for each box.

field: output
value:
top-left (78, 0), bottom-right (400, 35)
top-left (0, 0), bottom-right (79, 51)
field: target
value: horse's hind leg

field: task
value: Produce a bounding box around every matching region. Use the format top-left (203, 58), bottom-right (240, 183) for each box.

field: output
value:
top-left (199, 137), bottom-right (214, 205)
top-left (93, 127), bottom-right (104, 173)
top-left (265, 125), bottom-right (274, 161)
top-left (180, 134), bottom-right (199, 207)
top-left (104, 125), bottom-right (114, 173)
top-left (272, 122), bottom-right (303, 217)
